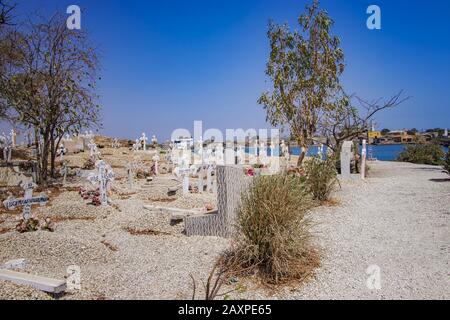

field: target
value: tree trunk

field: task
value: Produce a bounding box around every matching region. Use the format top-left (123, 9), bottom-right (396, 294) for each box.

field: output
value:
top-left (34, 127), bottom-right (41, 184)
top-left (50, 133), bottom-right (56, 179)
top-left (297, 144), bottom-right (308, 167)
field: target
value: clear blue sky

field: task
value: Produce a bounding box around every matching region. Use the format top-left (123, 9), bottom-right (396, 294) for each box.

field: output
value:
top-left (11, 0), bottom-right (450, 140)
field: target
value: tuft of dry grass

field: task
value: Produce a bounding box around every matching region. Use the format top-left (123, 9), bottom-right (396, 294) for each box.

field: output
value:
top-left (123, 226), bottom-right (171, 236)
top-left (101, 240), bottom-right (118, 252)
top-left (51, 216), bottom-right (96, 223)
top-left (225, 173), bottom-right (319, 286)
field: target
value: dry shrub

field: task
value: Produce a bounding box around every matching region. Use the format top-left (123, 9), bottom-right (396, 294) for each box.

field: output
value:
top-left (304, 156), bottom-right (339, 202)
top-left (228, 173), bottom-right (318, 285)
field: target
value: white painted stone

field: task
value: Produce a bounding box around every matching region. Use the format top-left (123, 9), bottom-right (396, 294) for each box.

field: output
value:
top-left (0, 269), bottom-right (66, 294)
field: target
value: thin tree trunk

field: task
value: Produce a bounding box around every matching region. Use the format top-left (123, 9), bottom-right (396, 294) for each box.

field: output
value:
top-left (297, 143), bottom-right (307, 167)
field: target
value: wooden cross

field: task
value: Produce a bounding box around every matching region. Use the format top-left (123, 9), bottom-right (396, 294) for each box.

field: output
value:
top-left (3, 181), bottom-right (48, 220)
top-left (87, 161), bottom-right (115, 206)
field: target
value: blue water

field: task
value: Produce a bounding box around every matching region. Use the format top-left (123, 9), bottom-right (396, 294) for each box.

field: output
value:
top-left (247, 145), bottom-right (449, 161)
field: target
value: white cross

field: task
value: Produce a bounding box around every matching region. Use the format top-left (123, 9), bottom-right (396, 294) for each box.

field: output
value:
top-left (87, 161), bottom-right (115, 206)
top-left (10, 128), bottom-right (16, 148)
top-left (58, 143), bottom-right (67, 161)
top-left (140, 133), bottom-right (148, 151)
top-left (87, 139), bottom-right (99, 160)
top-left (60, 162), bottom-right (68, 186)
top-left (152, 154), bottom-right (160, 175)
top-left (174, 157), bottom-right (196, 195)
top-left (3, 181), bottom-right (48, 220)
top-left (133, 139), bottom-right (140, 151)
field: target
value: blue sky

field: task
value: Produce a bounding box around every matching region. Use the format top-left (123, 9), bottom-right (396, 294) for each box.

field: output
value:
top-left (10, 0), bottom-right (450, 140)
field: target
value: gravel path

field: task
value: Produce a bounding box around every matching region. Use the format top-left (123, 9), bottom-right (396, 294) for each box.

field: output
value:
top-left (263, 161), bottom-right (449, 300)
top-left (0, 160), bottom-right (448, 299)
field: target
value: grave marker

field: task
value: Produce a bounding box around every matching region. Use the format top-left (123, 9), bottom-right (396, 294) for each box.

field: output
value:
top-left (140, 133), bottom-right (148, 151)
top-left (361, 139), bottom-right (367, 180)
top-left (340, 141), bottom-right (353, 179)
top-left (87, 160), bottom-right (115, 205)
top-left (3, 181), bottom-right (48, 220)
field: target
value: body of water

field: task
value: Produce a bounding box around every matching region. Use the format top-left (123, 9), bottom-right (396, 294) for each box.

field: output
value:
top-left (247, 144), bottom-right (449, 161)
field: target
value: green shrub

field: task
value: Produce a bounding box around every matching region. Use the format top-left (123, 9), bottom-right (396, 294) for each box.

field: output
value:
top-left (397, 143), bottom-right (445, 165)
top-left (443, 150), bottom-right (450, 174)
top-left (304, 156), bottom-right (339, 202)
top-left (230, 173), bottom-right (318, 284)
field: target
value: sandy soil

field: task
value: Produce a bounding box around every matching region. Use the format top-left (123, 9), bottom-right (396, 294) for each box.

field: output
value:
top-left (0, 149), bottom-right (448, 300)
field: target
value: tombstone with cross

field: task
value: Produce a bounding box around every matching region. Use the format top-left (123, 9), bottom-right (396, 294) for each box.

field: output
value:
top-left (87, 139), bottom-right (100, 160)
top-left (3, 181), bottom-right (48, 221)
top-left (152, 153), bottom-right (160, 175)
top-left (173, 156), bottom-right (196, 195)
top-left (58, 143), bottom-right (67, 162)
top-left (140, 133), bottom-right (148, 151)
top-left (87, 161), bottom-right (115, 206)
top-left (132, 139), bottom-right (140, 151)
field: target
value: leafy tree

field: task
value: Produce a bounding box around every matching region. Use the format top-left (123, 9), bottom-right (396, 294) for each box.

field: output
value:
top-left (258, 0), bottom-right (344, 166)
top-left (381, 128), bottom-right (390, 135)
top-left (0, 14), bottom-right (101, 181)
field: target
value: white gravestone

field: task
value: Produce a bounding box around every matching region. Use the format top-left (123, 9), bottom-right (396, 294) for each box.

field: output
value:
top-left (60, 162), bottom-right (68, 186)
top-left (152, 154), bottom-right (160, 175)
top-left (140, 133), bottom-right (148, 151)
top-left (10, 129), bottom-right (16, 148)
top-left (87, 161), bottom-right (115, 206)
top-left (361, 139), bottom-right (367, 180)
top-left (3, 181), bottom-right (48, 220)
top-left (174, 157), bottom-right (196, 195)
top-left (340, 141), bottom-right (353, 179)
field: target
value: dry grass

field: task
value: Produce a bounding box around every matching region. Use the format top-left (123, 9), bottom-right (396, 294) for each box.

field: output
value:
top-left (0, 227), bottom-right (12, 234)
top-left (123, 226), bottom-right (171, 236)
top-left (101, 240), bottom-right (118, 252)
top-left (50, 216), bottom-right (96, 223)
top-left (225, 173), bottom-right (319, 286)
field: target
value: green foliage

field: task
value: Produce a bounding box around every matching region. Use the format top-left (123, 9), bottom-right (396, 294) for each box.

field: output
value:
top-left (232, 173), bottom-right (317, 284)
top-left (443, 150), bottom-right (450, 174)
top-left (304, 156), bottom-right (339, 201)
top-left (258, 0), bottom-right (344, 165)
top-left (397, 143), bottom-right (445, 165)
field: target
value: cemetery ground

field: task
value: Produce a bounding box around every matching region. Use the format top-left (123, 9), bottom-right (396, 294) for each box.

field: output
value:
top-left (0, 141), bottom-right (449, 300)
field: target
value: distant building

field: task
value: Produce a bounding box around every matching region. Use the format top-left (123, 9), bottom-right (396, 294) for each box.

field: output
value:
top-left (385, 130), bottom-right (415, 144)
